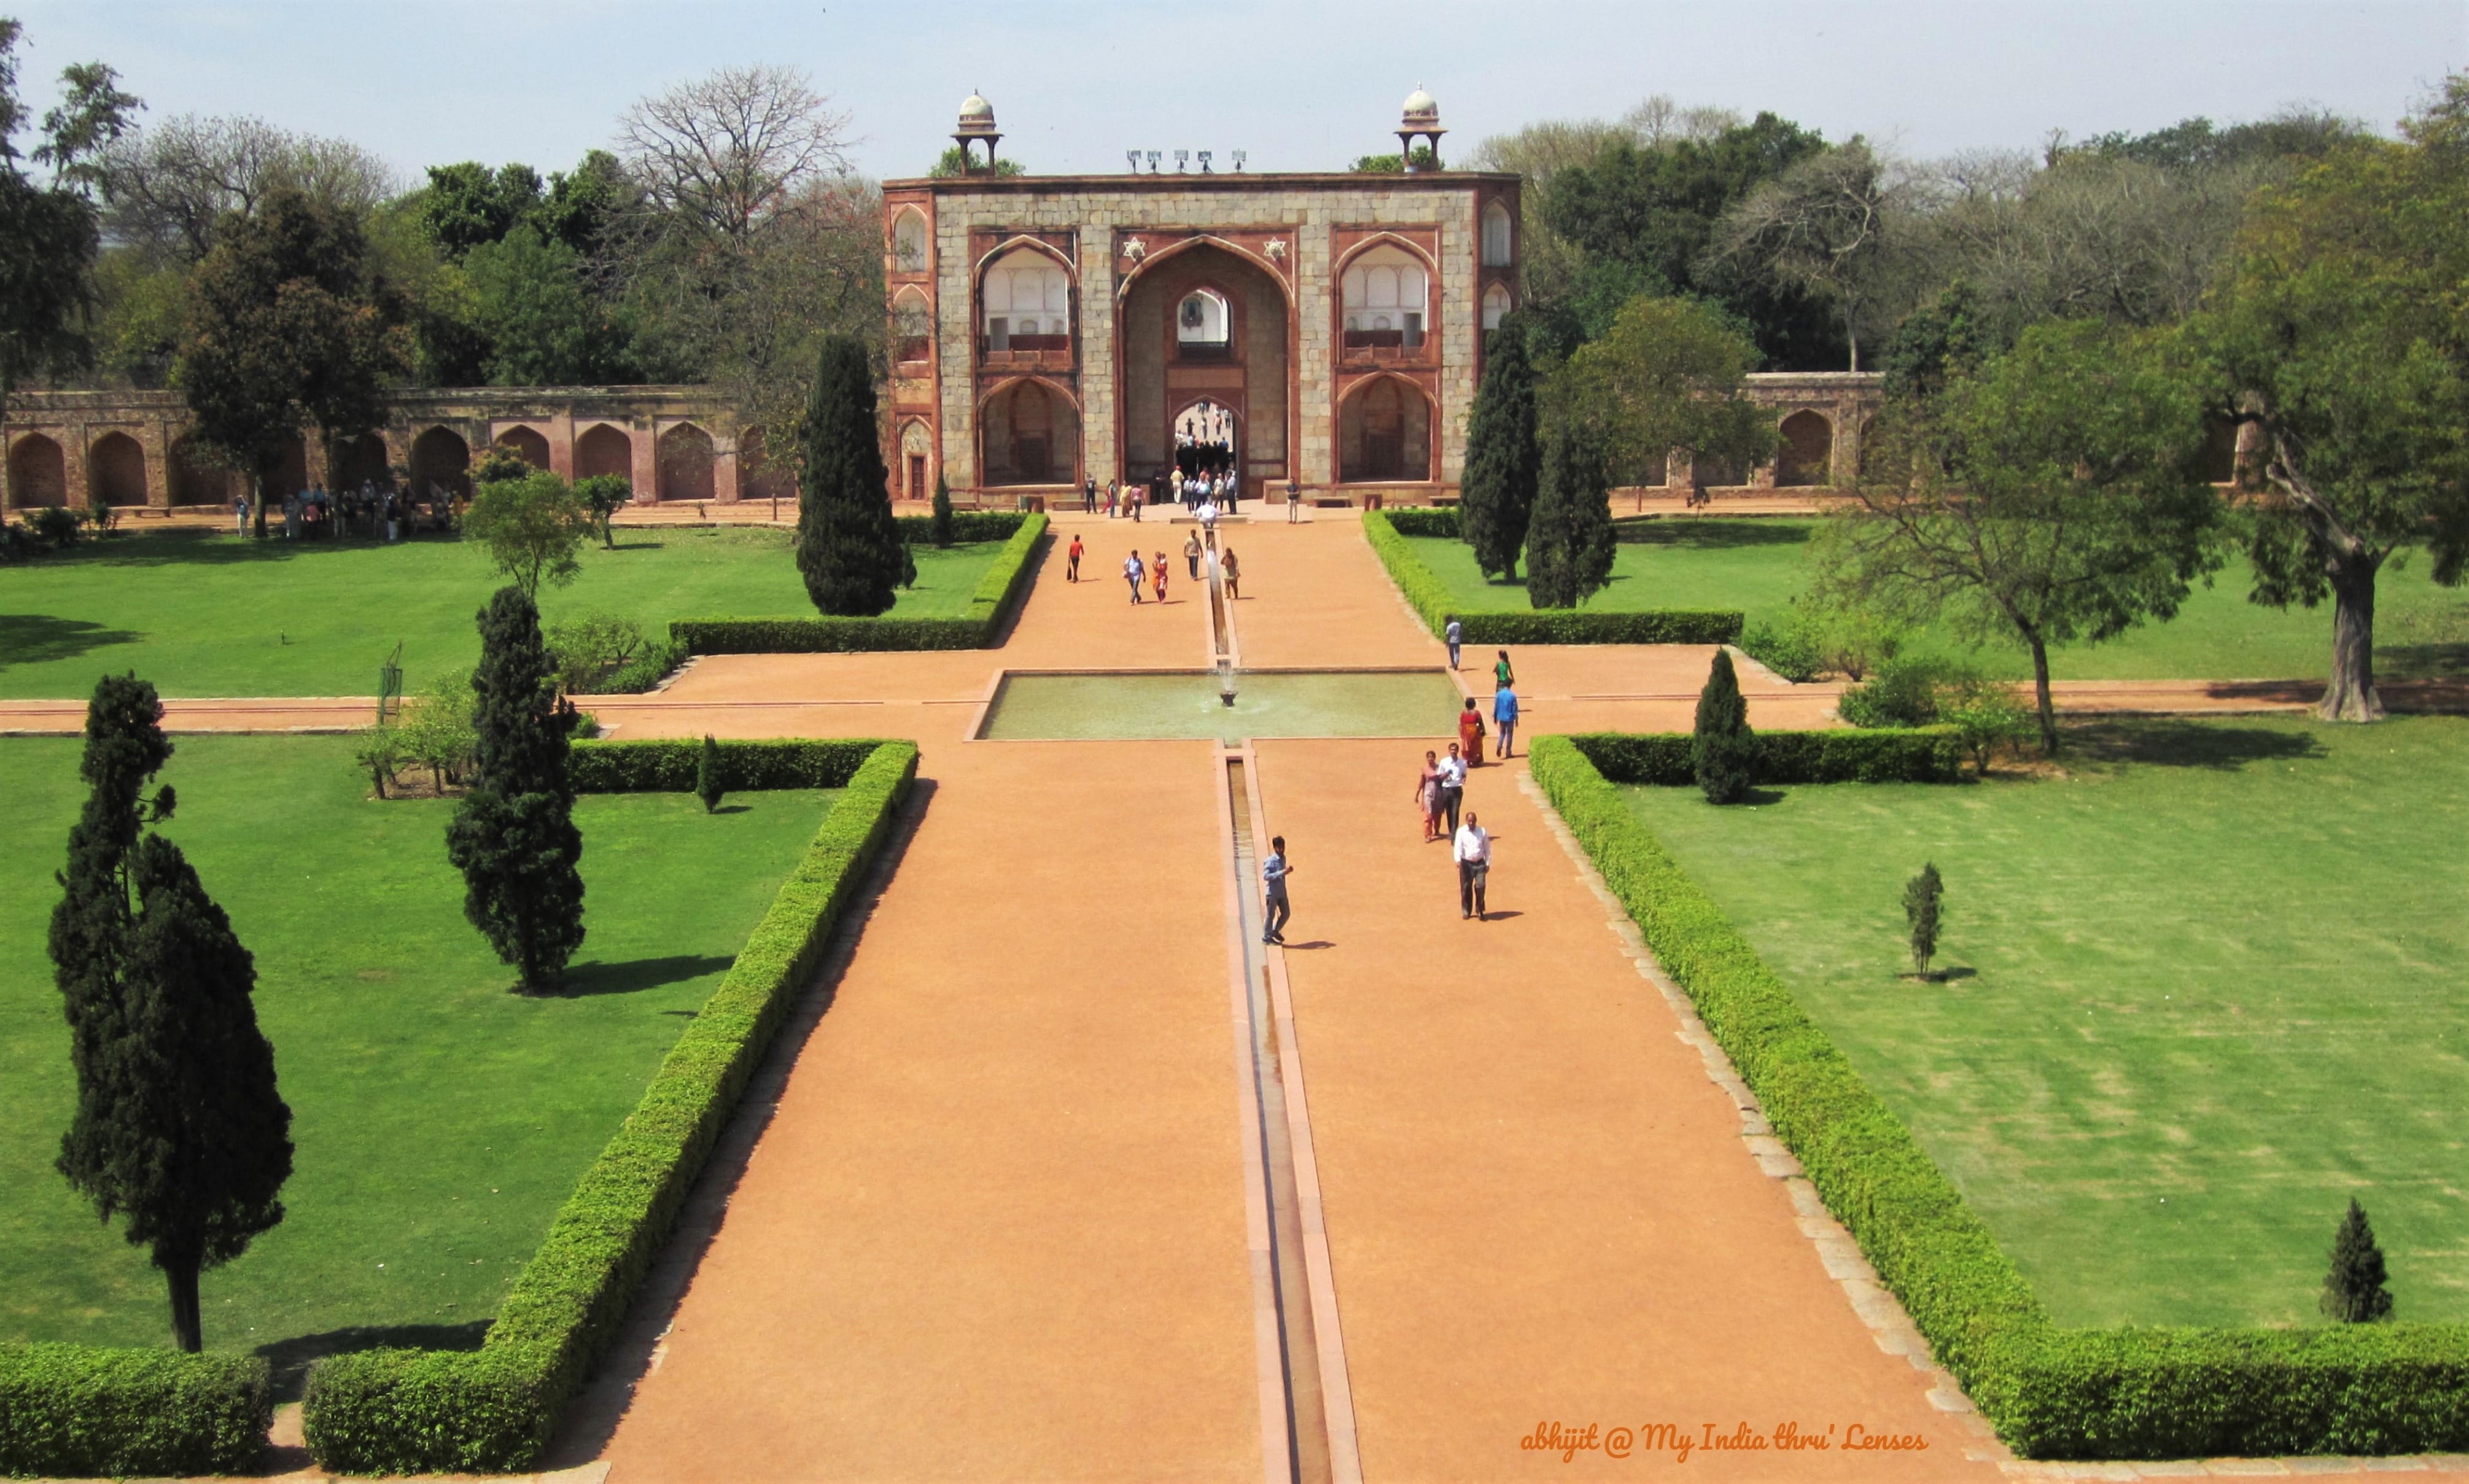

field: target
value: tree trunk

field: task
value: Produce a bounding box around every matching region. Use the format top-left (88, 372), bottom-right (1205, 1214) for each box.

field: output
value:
top-left (2319, 554), bottom-right (2384, 722)
top-left (250, 472), bottom-right (268, 540)
top-left (2028, 633), bottom-right (2058, 754)
top-left (166, 1255), bottom-right (203, 1353)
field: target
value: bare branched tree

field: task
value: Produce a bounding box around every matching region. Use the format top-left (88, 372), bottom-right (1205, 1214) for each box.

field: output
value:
top-left (1618, 94), bottom-right (1742, 149)
top-left (617, 65), bottom-right (854, 246)
top-left (1712, 139), bottom-right (1910, 370)
top-left (100, 114), bottom-right (396, 263)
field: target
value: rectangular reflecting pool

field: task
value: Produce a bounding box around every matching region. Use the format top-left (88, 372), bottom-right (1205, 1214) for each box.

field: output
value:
top-left (979, 670), bottom-right (1464, 743)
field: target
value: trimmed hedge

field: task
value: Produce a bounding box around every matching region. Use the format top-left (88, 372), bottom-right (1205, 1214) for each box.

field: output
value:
top-left (1362, 510), bottom-right (1741, 647)
top-left (0, 1345), bottom-right (271, 1477)
top-left (895, 510), bottom-right (1025, 543)
top-left (1380, 506), bottom-right (1461, 538)
top-left (1528, 733), bottom-right (2469, 1461)
top-left (301, 740), bottom-right (920, 1474)
top-left (570, 737), bottom-right (886, 794)
top-left (1569, 728), bottom-right (1962, 785)
top-left (672, 513), bottom-right (1046, 654)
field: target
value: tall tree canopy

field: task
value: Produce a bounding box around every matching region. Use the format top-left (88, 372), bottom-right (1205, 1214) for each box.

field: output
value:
top-left (0, 20), bottom-right (139, 397)
top-left (1459, 324), bottom-right (1542, 579)
top-left (795, 335), bottom-right (906, 615)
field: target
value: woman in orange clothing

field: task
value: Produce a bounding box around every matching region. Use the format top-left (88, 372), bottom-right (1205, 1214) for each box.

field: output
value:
top-left (1152, 550), bottom-right (1170, 602)
top-left (1416, 749), bottom-right (1443, 840)
top-left (1458, 696), bottom-right (1487, 766)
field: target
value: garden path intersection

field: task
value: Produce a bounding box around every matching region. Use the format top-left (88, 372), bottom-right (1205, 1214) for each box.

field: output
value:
top-left (15, 515), bottom-right (2465, 1484)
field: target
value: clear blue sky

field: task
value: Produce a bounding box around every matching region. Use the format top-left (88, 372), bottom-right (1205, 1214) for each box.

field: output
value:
top-left (14, 1), bottom-right (2465, 183)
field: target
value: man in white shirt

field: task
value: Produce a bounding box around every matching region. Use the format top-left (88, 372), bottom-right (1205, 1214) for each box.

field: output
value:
top-left (1261, 835), bottom-right (1292, 944)
top-left (1453, 810), bottom-right (1491, 920)
top-left (1435, 743), bottom-right (1468, 833)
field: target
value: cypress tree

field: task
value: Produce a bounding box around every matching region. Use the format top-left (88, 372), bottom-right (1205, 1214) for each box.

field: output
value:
top-left (930, 472), bottom-right (955, 548)
top-left (1691, 648), bottom-right (1758, 804)
top-left (1523, 419), bottom-right (1617, 609)
top-left (50, 675), bottom-right (293, 1352)
top-left (796, 336), bottom-right (906, 615)
top-left (1460, 325), bottom-right (1541, 580)
top-left (697, 733), bottom-right (725, 814)
top-left (2320, 1197), bottom-right (2395, 1323)
top-left (1903, 863), bottom-right (1945, 978)
top-left (446, 586), bottom-right (586, 993)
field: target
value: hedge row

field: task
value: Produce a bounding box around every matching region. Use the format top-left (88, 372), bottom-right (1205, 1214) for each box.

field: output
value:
top-left (1361, 510), bottom-right (1742, 647)
top-left (1379, 506), bottom-right (1461, 538)
top-left (894, 510), bottom-right (1026, 543)
top-left (570, 738), bottom-right (884, 793)
top-left (672, 513), bottom-right (1046, 654)
top-left (1528, 733), bottom-right (2469, 1461)
top-left (0, 1344), bottom-right (271, 1477)
top-left (300, 740), bottom-right (920, 1474)
top-left (1568, 728), bottom-right (1962, 785)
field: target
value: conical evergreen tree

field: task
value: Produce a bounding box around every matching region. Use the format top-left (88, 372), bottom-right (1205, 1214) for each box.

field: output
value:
top-left (697, 732), bottom-right (725, 814)
top-left (1903, 862), bottom-right (1945, 977)
top-left (446, 586), bottom-right (586, 993)
top-left (2320, 1197), bottom-right (2394, 1323)
top-left (796, 336), bottom-right (906, 615)
top-left (1524, 418), bottom-right (1617, 610)
top-left (51, 675), bottom-right (292, 1352)
top-left (1691, 648), bottom-right (1758, 804)
top-left (1460, 325), bottom-right (1541, 580)
top-left (930, 472), bottom-right (955, 548)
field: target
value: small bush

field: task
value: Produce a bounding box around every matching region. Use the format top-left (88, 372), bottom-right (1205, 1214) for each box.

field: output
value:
top-left (22, 505), bottom-right (80, 550)
top-left (696, 734), bottom-right (724, 814)
top-left (1941, 675), bottom-right (2035, 776)
top-left (2322, 1198), bottom-right (2395, 1324)
top-left (567, 737), bottom-right (887, 793)
top-left (355, 723), bottom-right (405, 798)
top-left (0, 1343), bottom-right (271, 1477)
top-left (1380, 506), bottom-right (1461, 537)
top-left (589, 637), bottom-right (687, 694)
top-left (398, 670), bottom-right (478, 793)
top-left (1838, 654), bottom-right (1958, 729)
top-left (1740, 618), bottom-right (1824, 683)
top-left (546, 613), bottom-right (647, 695)
top-left (892, 510), bottom-right (1025, 543)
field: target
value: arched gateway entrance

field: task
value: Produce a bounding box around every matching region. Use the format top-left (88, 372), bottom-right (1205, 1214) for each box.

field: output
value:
top-left (1118, 241), bottom-right (1290, 500)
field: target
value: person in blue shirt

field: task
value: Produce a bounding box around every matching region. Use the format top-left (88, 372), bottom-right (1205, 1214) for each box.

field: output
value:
top-left (1493, 682), bottom-right (1520, 759)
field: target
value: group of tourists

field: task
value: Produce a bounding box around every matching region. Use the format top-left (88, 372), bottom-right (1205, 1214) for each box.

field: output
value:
top-left (1105, 527), bottom-right (1239, 604)
top-left (233, 480), bottom-right (454, 542)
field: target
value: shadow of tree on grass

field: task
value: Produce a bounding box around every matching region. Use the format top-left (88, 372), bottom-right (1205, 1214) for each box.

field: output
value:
top-left (0, 613), bottom-right (143, 669)
top-left (2060, 718), bottom-right (2325, 771)
top-left (558, 953), bottom-right (737, 998)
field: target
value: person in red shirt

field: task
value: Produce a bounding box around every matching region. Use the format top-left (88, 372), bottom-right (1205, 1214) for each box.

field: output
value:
top-left (1067, 533), bottom-right (1083, 582)
top-left (1153, 551), bottom-right (1170, 602)
top-left (1458, 697), bottom-right (1487, 766)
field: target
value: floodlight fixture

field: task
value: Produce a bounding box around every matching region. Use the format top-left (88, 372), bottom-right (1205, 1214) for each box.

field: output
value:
top-left (1127, 150), bottom-right (1141, 172)
top-left (1197, 150), bottom-right (1213, 173)
top-left (1232, 150), bottom-right (1248, 172)
top-left (1174, 149), bottom-right (1189, 172)
top-left (1146, 150), bottom-right (1162, 173)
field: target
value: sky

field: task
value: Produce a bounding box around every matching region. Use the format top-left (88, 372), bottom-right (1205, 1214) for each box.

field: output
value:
top-left (10, 1), bottom-right (2465, 185)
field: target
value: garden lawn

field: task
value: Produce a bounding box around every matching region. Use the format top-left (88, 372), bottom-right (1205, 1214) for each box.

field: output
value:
top-left (0, 734), bottom-right (834, 1386)
top-left (0, 527), bottom-right (1008, 699)
top-left (1404, 521), bottom-right (2469, 681)
top-left (1622, 715), bottom-right (2469, 1329)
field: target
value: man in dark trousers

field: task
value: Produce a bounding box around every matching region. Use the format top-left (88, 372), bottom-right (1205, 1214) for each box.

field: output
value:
top-left (1261, 836), bottom-right (1292, 945)
top-left (1436, 742), bottom-right (1468, 834)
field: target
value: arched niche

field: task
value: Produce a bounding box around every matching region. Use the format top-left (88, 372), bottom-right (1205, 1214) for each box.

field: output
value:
top-left (1482, 283), bottom-right (1513, 333)
top-left (9, 433), bottom-right (66, 507)
top-left (496, 425), bottom-right (553, 470)
top-left (981, 246), bottom-right (1070, 351)
top-left (1341, 244), bottom-right (1431, 350)
top-left (980, 379), bottom-right (1078, 487)
top-left (332, 432), bottom-right (391, 491)
top-left (1481, 201), bottom-right (1515, 268)
top-left (575, 423), bottom-right (632, 486)
top-left (88, 432), bottom-right (147, 505)
top-left (893, 286), bottom-right (933, 366)
top-left (1775, 410), bottom-right (1833, 487)
top-left (1338, 377), bottom-right (1433, 483)
top-left (892, 209), bottom-right (930, 273)
top-left (410, 427), bottom-right (471, 501)
top-left (657, 422), bottom-right (715, 502)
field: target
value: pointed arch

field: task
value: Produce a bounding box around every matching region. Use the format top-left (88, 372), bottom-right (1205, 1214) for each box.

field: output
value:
top-left (1337, 375), bottom-right (1434, 483)
top-left (893, 284), bottom-right (933, 365)
top-left (1481, 201), bottom-right (1515, 267)
top-left (890, 207), bottom-right (930, 273)
top-left (494, 424), bottom-right (552, 470)
top-left (656, 421), bottom-right (715, 503)
top-left (88, 431), bottom-right (148, 505)
top-left (1116, 234), bottom-right (1296, 308)
top-left (980, 378), bottom-right (1080, 487)
top-left (575, 422), bottom-right (632, 486)
top-left (410, 426), bottom-right (471, 501)
top-left (8, 432), bottom-right (66, 507)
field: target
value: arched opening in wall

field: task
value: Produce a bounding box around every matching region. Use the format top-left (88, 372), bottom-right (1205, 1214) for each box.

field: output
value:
top-left (1482, 283), bottom-right (1512, 334)
top-left (658, 422), bottom-right (715, 502)
top-left (8, 434), bottom-right (66, 507)
top-left (1481, 202), bottom-right (1514, 268)
top-left (575, 423), bottom-right (632, 487)
top-left (1775, 411), bottom-right (1833, 487)
top-left (410, 427), bottom-right (471, 502)
top-left (88, 432), bottom-right (147, 505)
top-left (1338, 378), bottom-right (1433, 483)
top-left (1118, 240), bottom-right (1293, 488)
top-left (898, 421), bottom-right (933, 502)
top-left (496, 425), bottom-right (552, 470)
top-left (892, 209), bottom-right (929, 273)
top-left (981, 379), bottom-right (1079, 486)
top-left (333, 432), bottom-right (391, 491)
top-left (268, 434), bottom-right (309, 500)
top-left (981, 246), bottom-right (1070, 354)
top-left (1176, 288), bottom-right (1231, 362)
top-left (741, 425), bottom-right (797, 502)
top-left (893, 287), bottom-right (933, 367)
top-left (169, 435), bottom-right (233, 505)
top-left (1342, 244), bottom-right (1430, 352)
top-left (1173, 398), bottom-right (1239, 485)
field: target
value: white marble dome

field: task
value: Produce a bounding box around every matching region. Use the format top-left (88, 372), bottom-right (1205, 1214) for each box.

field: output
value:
top-left (1401, 85), bottom-right (1439, 125)
top-left (958, 92), bottom-right (995, 126)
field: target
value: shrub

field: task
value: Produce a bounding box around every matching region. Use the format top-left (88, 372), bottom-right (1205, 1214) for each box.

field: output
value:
top-left (463, 472), bottom-right (593, 597)
top-left (675, 513), bottom-right (1045, 654)
top-left (1903, 863), bottom-right (1944, 977)
top-left (696, 734), bottom-right (723, 814)
top-left (399, 670), bottom-right (477, 794)
top-left (1381, 507), bottom-right (1461, 537)
top-left (1838, 654), bottom-right (1956, 728)
top-left (303, 741), bottom-right (919, 1473)
top-left (22, 505), bottom-right (80, 550)
top-left (354, 723), bottom-right (405, 798)
top-left (2322, 1199), bottom-right (2394, 1324)
top-left (1740, 618), bottom-right (1824, 683)
top-left (1363, 511), bottom-right (1741, 646)
top-left (546, 612), bottom-right (647, 695)
top-left (930, 472), bottom-right (955, 547)
top-left (589, 637), bottom-right (687, 695)
top-left (893, 510), bottom-right (1025, 543)
top-left (0, 1344), bottom-right (271, 1477)
top-left (1569, 728), bottom-right (1962, 786)
top-left (567, 738), bottom-right (886, 793)
top-left (83, 493), bottom-right (120, 535)
top-left (1941, 675), bottom-right (2035, 776)
top-left (1692, 650), bottom-right (1757, 804)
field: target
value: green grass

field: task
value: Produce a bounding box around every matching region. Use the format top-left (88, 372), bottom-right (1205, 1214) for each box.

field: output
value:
top-left (1621, 715), bottom-right (2469, 1329)
top-left (0, 527), bottom-right (1008, 699)
top-left (1404, 522), bottom-right (2469, 682)
top-left (0, 735), bottom-right (833, 1383)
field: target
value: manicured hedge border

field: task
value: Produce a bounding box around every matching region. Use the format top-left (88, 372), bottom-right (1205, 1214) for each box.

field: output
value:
top-left (1363, 510), bottom-right (1742, 647)
top-left (569, 737), bottom-right (884, 793)
top-left (895, 511), bottom-right (1026, 543)
top-left (300, 740), bottom-right (920, 1474)
top-left (672, 513), bottom-right (1047, 654)
top-left (0, 1344), bottom-right (271, 1477)
top-left (1569, 728), bottom-right (1962, 785)
top-left (1529, 732), bottom-right (2469, 1461)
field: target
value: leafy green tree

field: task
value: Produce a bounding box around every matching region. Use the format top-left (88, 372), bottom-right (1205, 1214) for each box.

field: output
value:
top-left (1460, 325), bottom-right (1541, 579)
top-left (1690, 648), bottom-right (1757, 804)
top-left (2194, 83), bottom-right (2469, 721)
top-left (546, 612), bottom-right (644, 693)
top-left (1712, 138), bottom-right (1901, 370)
top-left (50, 675), bottom-right (292, 1351)
top-left (928, 146), bottom-right (1022, 178)
top-left (1902, 863), bottom-right (1944, 978)
top-left (418, 160), bottom-right (544, 260)
top-left (2320, 1197), bottom-right (2394, 1323)
top-left (574, 474), bottom-right (631, 549)
top-left (1523, 416), bottom-right (1615, 608)
top-left (1942, 674), bottom-right (2034, 777)
top-left (796, 335), bottom-right (905, 615)
top-left (1552, 293), bottom-right (1773, 491)
top-left (0, 21), bottom-right (141, 398)
top-left (464, 225), bottom-right (607, 384)
top-left (399, 668), bottom-right (476, 794)
top-left (696, 734), bottom-right (725, 814)
top-left (1816, 319), bottom-right (2221, 752)
top-left (446, 589), bottom-right (585, 993)
top-left (1879, 282), bottom-right (1991, 403)
top-left (180, 184), bottom-right (399, 537)
top-left (930, 470), bottom-right (955, 548)
top-left (463, 470), bottom-right (593, 597)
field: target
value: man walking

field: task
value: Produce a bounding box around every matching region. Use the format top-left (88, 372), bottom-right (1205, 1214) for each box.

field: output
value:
top-left (1124, 549), bottom-right (1146, 603)
top-left (1436, 742), bottom-right (1467, 834)
top-left (1444, 616), bottom-right (1463, 670)
top-left (1067, 533), bottom-right (1083, 582)
top-left (1261, 836), bottom-right (1292, 945)
top-left (1454, 810), bottom-right (1491, 920)
top-left (1184, 530), bottom-right (1203, 581)
top-left (1493, 680), bottom-right (1520, 759)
